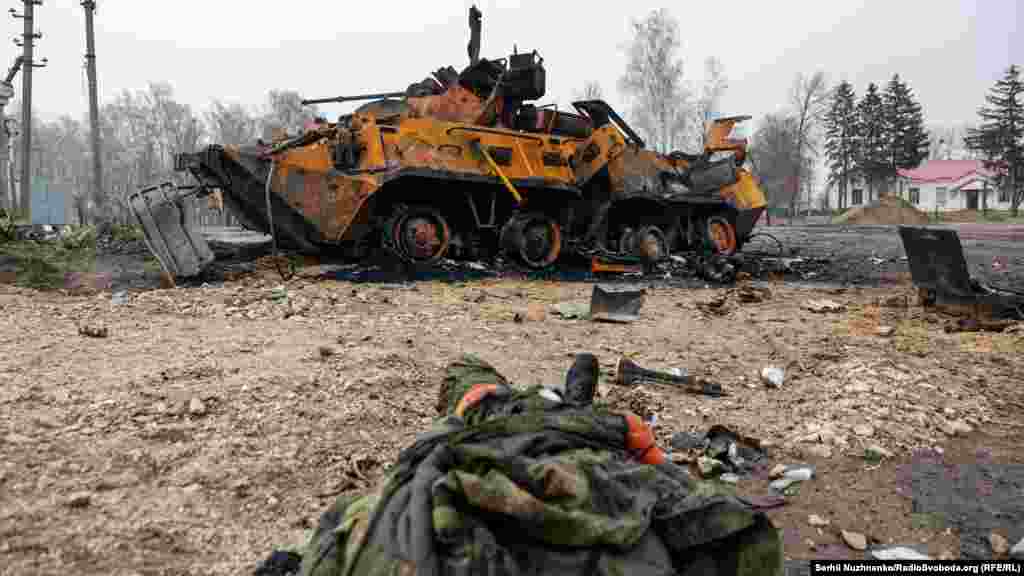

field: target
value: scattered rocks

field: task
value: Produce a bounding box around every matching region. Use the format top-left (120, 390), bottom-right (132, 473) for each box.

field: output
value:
top-left (761, 366), bottom-right (785, 388)
top-left (990, 532), bottom-right (1009, 556)
top-left (842, 530), bottom-right (867, 551)
top-left (943, 420), bottom-right (973, 437)
top-left (871, 547), bottom-right (932, 561)
top-left (876, 326), bottom-right (896, 337)
top-left (67, 492), bottom-right (93, 508)
top-left (188, 397), bottom-right (207, 416)
top-left (808, 514), bottom-right (830, 527)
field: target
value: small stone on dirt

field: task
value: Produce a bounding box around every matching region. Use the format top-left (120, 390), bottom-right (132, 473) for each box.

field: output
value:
top-left (943, 420), bottom-right (973, 437)
top-left (719, 473), bottom-right (740, 484)
top-left (803, 299), bottom-right (845, 313)
top-left (853, 424), bottom-right (875, 437)
top-left (876, 326), bottom-right (896, 337)
top-left (769, 464), bottom-right (788, 478)
top-left (842, 530), bottom-right (867, 551)
top-left (188, 397), bottom-right (207, 416)
top-left (990, 532), bottom-right (1010, 556)
top-left (808, 514), bottom-right (830, 527)
top-left (784, 467), bottom-right (815, 482)
top-left (67, 492), bottom-right (92, 508)
top-left (803, 444), bottom-right (833, 459)
top-left (79, 324), bottom-right (109, 338)
top-left (761, 366), bottom-right (785, 388)
top-left (318, 345), bottom-right (335, 359)
top-left (865, 445), bottom-right (892, 461)
top-left (871, 547), bottom-right (932, 561)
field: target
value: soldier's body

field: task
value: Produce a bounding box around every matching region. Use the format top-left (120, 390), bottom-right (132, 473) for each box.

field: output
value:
top-left (256, 354), bottom-right (783, 576)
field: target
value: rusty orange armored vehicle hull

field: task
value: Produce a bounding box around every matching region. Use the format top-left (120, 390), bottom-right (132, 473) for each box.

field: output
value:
top-left (130, 6), bottom-right (766, 278)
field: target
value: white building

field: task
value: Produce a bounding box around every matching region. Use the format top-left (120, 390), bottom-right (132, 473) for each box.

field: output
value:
top-left (825, 159), bottom-right (1012, 212)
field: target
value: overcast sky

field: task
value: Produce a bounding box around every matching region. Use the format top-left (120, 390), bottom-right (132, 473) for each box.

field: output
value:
top-left (3, 0), bottom-right (1021, 141)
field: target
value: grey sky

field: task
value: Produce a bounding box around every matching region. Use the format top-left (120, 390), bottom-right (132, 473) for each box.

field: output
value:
top-left (5, 0), bottom-right (1022, 142)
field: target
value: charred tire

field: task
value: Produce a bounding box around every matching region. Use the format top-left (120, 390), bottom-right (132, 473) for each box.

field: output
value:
top-left (619, 225), bottom-right (669, 264)
top-left (500, 212), bottom-right (562, 269)
top-left (384, 206), bottom-right (451, 264)
top-left (705, 214), bottom-right (738, 256)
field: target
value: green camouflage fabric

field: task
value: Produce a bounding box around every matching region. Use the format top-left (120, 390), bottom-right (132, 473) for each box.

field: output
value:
top-left (298, 354), bottom-right (783, 576)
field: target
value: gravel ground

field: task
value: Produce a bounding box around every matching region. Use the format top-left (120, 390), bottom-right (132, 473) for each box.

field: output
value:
top-left (1, 223), bottom-right (1023, 575)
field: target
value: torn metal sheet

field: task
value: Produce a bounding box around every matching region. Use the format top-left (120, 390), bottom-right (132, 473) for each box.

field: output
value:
top-left (899, 226), bottom-right (1024, 320)
top-left (128, 183), bottom-right (214, 279)
top-left (589, 284), bottom-right (645, 323)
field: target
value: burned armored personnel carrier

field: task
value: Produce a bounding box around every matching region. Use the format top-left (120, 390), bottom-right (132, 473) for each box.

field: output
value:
top-left (130, 6), bottom-right (766, 278)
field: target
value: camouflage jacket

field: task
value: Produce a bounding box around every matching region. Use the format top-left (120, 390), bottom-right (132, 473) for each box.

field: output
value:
top-left (296, 355), bottom-right (782, 576)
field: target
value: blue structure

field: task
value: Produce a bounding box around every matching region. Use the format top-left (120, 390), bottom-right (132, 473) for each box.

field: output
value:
top-left (29, 177), bottom-right (68, 226)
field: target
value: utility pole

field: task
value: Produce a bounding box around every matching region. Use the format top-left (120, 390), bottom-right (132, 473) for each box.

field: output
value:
top-left (0, 56), bottom-right (23, 212)
top-left (10, 0), bottom-right (46, 220)
top-left (82, 0), bottom-right (102, 223)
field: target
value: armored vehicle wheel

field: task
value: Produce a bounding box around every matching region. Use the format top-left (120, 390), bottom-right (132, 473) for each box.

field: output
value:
top-left (500, 213), bottom-right (562, 269)
top-left (706, 215), bottom-right (737, 255)
top-left (386, 206), bottom-right (451, 264)
top-left (619, 225), bottom-right (669, 264)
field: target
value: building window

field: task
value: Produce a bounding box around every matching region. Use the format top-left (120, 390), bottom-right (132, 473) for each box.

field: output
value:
top-left (852, 189), bottom-right (863, 205)
top-left (909, 188), bottom-right (920, 204)
top-left (936, 187), bottom-right (948, 206)
top-left (999, 187), bottom-right (1010, 203)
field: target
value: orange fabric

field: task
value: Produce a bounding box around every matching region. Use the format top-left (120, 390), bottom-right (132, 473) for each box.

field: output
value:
top-left (454, 384), bottom-right (500, 418)
top-left (623, 412), bottom-right (666, 465)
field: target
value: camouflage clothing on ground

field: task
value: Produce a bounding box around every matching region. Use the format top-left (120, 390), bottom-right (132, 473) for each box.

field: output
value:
top-left (293, 354), bottom-right (782, 576)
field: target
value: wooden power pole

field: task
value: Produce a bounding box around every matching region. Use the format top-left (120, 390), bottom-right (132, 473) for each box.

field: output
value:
top-left (82, 0), bottom-right (102, 223)
top-left (10, 0), bottom-right (45, 219)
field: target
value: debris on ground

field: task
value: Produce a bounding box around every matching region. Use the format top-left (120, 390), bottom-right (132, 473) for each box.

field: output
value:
top-left (841, 529), bottom-right (868, 551)
top-left (831, 194), bottom-right (930, 225)
top-left (770, 466), bottom-right (815, 492)
top-left (865, 444), bottom-right (893, 461)
top-left (876, 326), bottom-right (896, 337)
top-left (318, 345), bottom-right (336, 359)
top-left (188, 397), bottom-right (207, 416)
top-left (550, 301), bottom-right (590, 319)
top-left (761, 366), bottom-right (785, 388)
top-left (66, 492), bottom-right (93, 509)
top-left (990, 532), bottom-right (1010, 556)
top-left (803, 299), bottom-right (845, 313)
top-left (615, 357), bottom-right (724, 397)
top-left (944, 318), bottom-right (1019, 333)
top-left (589, 284), bottom-right (645, 323)
top-left (871, 547), bottom-right (932, 561)
top-left (943, 420), bottom-right (973, 437)
top-left (78, 324), bottom-right (109, 338)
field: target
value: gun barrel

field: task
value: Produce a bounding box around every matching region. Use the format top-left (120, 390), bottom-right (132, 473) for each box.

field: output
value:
top-left (301, 92), bottom-right (407, 106)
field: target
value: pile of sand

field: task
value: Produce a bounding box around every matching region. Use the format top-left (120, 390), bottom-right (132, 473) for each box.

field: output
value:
top-left (832, 194), bottom-right (930, 225)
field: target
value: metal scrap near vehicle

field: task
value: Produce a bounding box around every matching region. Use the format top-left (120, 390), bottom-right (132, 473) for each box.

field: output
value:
top-left (898, 225), bottom-right (1024, 320)
top-left (129, 5), bottom-right (767, 282)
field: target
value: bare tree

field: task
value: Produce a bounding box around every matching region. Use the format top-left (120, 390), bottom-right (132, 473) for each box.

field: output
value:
top-left (574, 81), bottom-right (604, 101)
top-left (617, 8), bottom-right (690, 153)
top-left (788, 71), bottom-right (829, 216)
top-left (206, 100), bottom-right (258, 146)
top-left (261, 90), bottom-right (319, 139)
top-left (750, 112), bottom-right (801, 210)
top-left (691, 56), bottom-right (728, 150)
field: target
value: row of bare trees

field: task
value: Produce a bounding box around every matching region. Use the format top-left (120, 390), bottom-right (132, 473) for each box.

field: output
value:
top-left (2, 82), bottom-right (318, 224)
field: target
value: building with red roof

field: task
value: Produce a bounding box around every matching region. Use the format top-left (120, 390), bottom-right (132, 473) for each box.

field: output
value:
top-left (825, 159), bottom-right (1007, 212)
